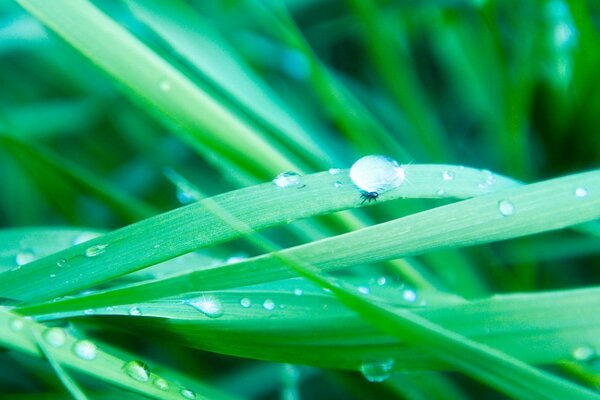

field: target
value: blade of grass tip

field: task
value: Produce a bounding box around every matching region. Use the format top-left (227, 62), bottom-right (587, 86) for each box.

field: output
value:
top-left (125, 0), bottom-right (337, 170)
top-left (25, 167), bottom-right (596, 314)
top-left (150, 176), bottom-right (600, 399)
top-left (15, 0), bottom-right (301, 181)
top-left (30, 328), bottom-right (89, 400)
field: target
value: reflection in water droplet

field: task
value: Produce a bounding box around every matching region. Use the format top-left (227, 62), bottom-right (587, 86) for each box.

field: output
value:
top-left (349, 155), bottom-right (405, 194)
top-left (85, 244), bottom-right (108, 257)
top-left (360, 358), bottom-right (395, 383)
top-left (328, 168), bottom-right (341, 175)
top-left (123, 360), bottom-right (150, 382)
top-left (263, 299), bottom-right (275, 311)
top-left (498, 200), bottom-right (515, 216)
top-left (575, 187), bottom-right (589, 198)
top-left (186, 295), bottom-right (224, 318)
top-left (442, 170), bottom-right (455, 181)
top-left (73, 340), bottom-right (97, 360)
top-left (43, 328), bottom-right (66, 347)
top-left (572, 346), bottom-right (596, 361)
top-left (181, 388), bottom-right (196, 399)
top-left (240, 298), bottom-right (251, 308)
top-left (153, 377), bottom-right (169, 391)
top-left (273, 171), bottom-right (303, 188)
top-left (129, 307), bottom-right (142, 316)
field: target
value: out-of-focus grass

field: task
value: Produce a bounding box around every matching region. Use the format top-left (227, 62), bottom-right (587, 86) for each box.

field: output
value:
top-left (0, 0), bottom-right (599, 399)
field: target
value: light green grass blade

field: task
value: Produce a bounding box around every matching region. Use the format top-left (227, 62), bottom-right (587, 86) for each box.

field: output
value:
top-left (0, 165), bottom-right (519, 303)
top-left (16, 0), bottom-right (300, 180)
top-left (0, 308), bottom-right (232, 400)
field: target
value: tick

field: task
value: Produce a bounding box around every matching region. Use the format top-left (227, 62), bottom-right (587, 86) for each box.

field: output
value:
top-left (360, 191), bottom-right (379, 204)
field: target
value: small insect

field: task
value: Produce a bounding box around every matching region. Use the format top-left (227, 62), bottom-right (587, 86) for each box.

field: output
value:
top-left (360, 190), bottom-right (379, 204)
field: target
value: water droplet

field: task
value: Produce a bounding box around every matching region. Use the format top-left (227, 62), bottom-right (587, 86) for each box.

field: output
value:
top-left (334, 181), bottom-right (343, 188)
top-left (349, 155), bottom-right (405, 194)
top-left (186, 295), bottom-right (224, 318)
top-left (56, 258), bottom-right (68, 268)
top-left (442, 170), bottom-right (455, 181)
top-left (360, 358), bottom-right (395, 383)
top-left (128, 307), bottom-right (142, 316)
top-left (357, 286), bottom-right (370, 295)
top-left (180, 388), bottom-right (196, 399)
top-left (226, 255), bottom-right (247, 264)
top-left (376, 276), bottom-right (387, 286)
top-left (123, 360), bottom-right (150, 382)
top-left (16, 251), bottom-right (36, 266)
top-left (263, 299), bottom-right (275, 311)
top-left (273, 171), bottom-right (303, 188)
top-left (153, 244), bottom-right (161, 249)
top-left (293, 288), bottom-right (303, 296)
top-left (10, 318), bottom-right (24, 332)
top-left (153, 377), bottom-right (169, 391)
top-left (328, 168), bottom-right (341, 175)
top-left (240, 298), bottom-right (251, 308)
top-left (43, 328), bottom-right (66, 347)
top-left (83, 309), bottom-right (95, 315)
top-left (49, 273), bottom-right (56, 278)
top-left (575, 187), bottom-right (589, 198)
top-left (176, 187), bottom-right (196, 204)
top-left (436, 189), bottom-right (445, 196)
top-left (72, 232), bottom-right (101, 245)
top-left (73, 340), bottom-right (97, 360)
top-left (572, 346), bottom-right (596, 361)
top-left (85, 244), bottom-right (108, 257)
top-left (402, 289), bottom-right (417, 303)
top-left (159, 80), bottom-right (171, 92)
top-left (498, 200), bottom-right (515, 216)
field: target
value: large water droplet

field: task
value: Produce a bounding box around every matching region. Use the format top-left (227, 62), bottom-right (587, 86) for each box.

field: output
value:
top-left (123, 360), bottom-right (150, 382)
top-left (575, 187), bottom-right (589, 198)
top-left (16, 250), bottom-right (36, 266)
top-left (572, 346), bottom-right (596, 361)
top-left (85, 244), bottom-right (108, 257)
top-left (180, 388), bottom-right (196, 399)
top-left (73, 340), bottom-right (97, 360)
top-left (263, 299), bottom-right (275, 311)
top-left (153, 377), bottom-right (169, 391)
top-left (43, 327), bottom-right (66, 347)
top-left (240, 298), bottom-right (251, 308)
top-left (498, 200), bottom-right (515, 216)
top-left (128, 307), bottom-right (142, 316)
top-left (186, 295), bottom-right (224, 318)
top-left (349, 155), bottom-right (405, 194)
top-left (273, 171), bottom-right (303, 188)
top-left (360, 358), bottom-right (395, 383)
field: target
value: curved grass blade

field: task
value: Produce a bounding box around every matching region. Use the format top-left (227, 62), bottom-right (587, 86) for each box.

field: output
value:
top-left (0, 165), bottom-right (517, 303)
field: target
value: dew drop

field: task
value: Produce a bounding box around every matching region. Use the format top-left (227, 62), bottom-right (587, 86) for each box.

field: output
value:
top-left (153, 377), bottom-right (169, 391)
top-left (293, 288), bottom-right (303, 296)
top-left (442, 170), bottom-right (455, 181)
top-left (176, 187), bottom-right (196, 204)
top-left (49, 273), bottom-right (56, 278)
top-left (273, 171), bottom-right (303, 188)
top-left (186, 295), bottom-right (224, 318)
top-left (575, 187), bottom-right (589, 198)
top-left (123, 360), bottom-right (150, 382)
top-left (159, 80), bottom-right (171, 92)
top-left (334, 181), bottom-right (343, 188)
top-left (263, 299), bottom-right (275, 311)
top-left (349, 155), bottom-right (405, 194)
top-left (376, 276), bottom-right (387, 286)
top-left (181, 388), bottom-right (196, 399)
top-left (83, 309), bottom-right (95, 315)
top-left (16, 251), bottom-right (36, 266)
top-left (43, 327), bottom-right (66, 347)
top-left (128, 307), bottom-right (142, 316)
top-left (328, 168), bottom-right (341, 175)
top-left (85, 244), bottom-right (108, 257)
top-left (360, 358), bottom-right (395, 383)
top-left (56, 258), bottom-right (68, 268)
top-left (498, 200), bottom-right (515, 216)
top-left (402, 289), bottom-right (417, 303)
top-left (436, 189), bottom-right (445, 196)
top-left (357, 286), bottom-right (370, 295)
top-left (9, 318), bottom-right (24, 332)
top-left (240, 298), bottom-right (251, 308)
top-left (572, 346), bottom-right (596, 361)
top-left (73, 340), bottom-right (97, 360)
